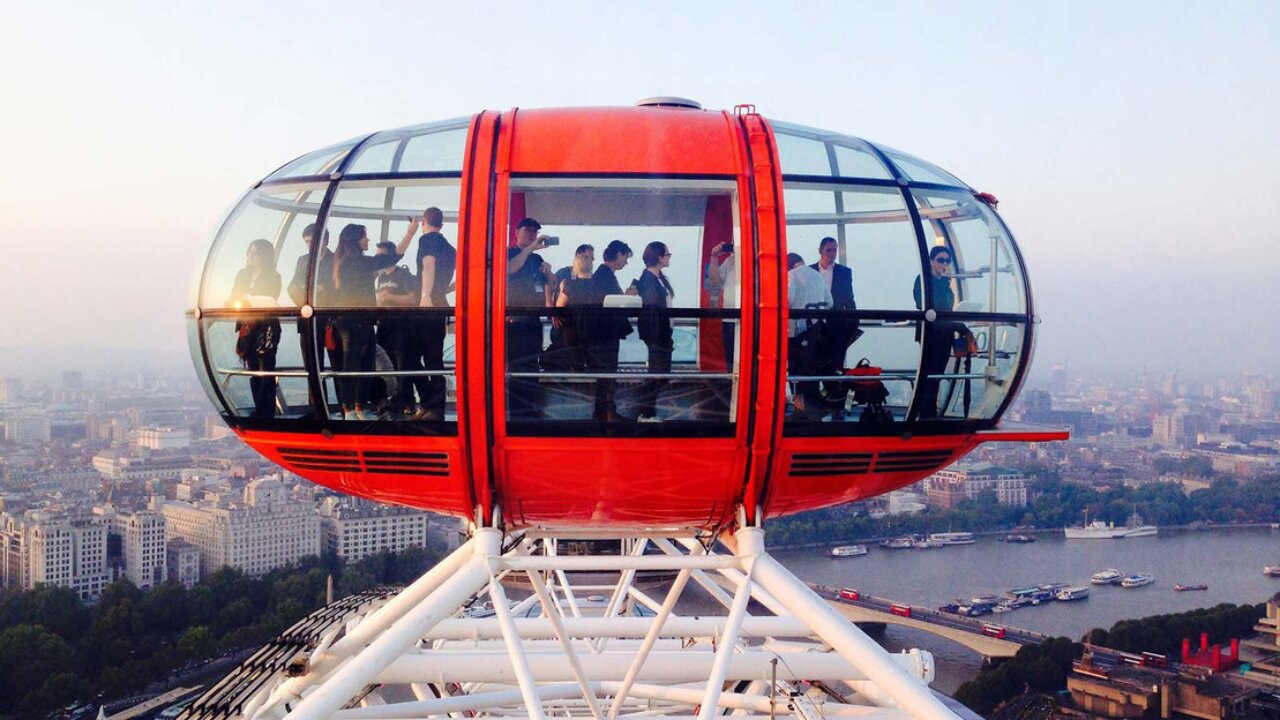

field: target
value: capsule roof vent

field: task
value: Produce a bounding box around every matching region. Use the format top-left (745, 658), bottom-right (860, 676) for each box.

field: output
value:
top-left (635, 96), bottom-right (702, 110)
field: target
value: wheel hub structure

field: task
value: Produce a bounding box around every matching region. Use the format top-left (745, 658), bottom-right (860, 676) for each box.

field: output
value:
top-left (180, 522), bottom-right (961, 720)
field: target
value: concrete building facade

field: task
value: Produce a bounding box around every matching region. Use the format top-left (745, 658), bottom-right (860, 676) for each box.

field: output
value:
top-left (161, 476), bottom-right (320, 578)
top-left (6, 513), bottom-right (114, 601)
top-left (925, 464), bottom-right (1028, 509)
top-left (318, 497), bottom-right (430, 563)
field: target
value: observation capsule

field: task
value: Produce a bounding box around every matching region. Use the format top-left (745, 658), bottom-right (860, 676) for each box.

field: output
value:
top-left (188, 101), bottom-right (1064, 530)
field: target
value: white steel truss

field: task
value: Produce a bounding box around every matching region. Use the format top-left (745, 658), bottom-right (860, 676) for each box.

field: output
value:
top-left (179, 519), bottom-right (962, 720)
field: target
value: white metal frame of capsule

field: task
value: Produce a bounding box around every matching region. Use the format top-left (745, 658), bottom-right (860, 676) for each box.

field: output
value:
top-left (213, 515), bottom-right (957, 720)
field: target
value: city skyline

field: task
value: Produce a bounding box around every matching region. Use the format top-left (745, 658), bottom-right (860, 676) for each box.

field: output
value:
top-left (0, 1), bottom-right (1277, 378)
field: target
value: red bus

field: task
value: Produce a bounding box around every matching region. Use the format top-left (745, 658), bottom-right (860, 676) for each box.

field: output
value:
top-left (838, 588), bottom-right (861, 601)
top-left (981, 623), bottom-right (1006, 639)
top-left (889, 604), bottom-right (912, 618)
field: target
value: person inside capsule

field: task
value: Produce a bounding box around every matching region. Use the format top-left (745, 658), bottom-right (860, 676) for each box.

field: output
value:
top-left (553, 244), bottom-right (598, 373)
top-left (787, 252), bottom-right (832, 419)
top-left (331, 222), bottom-right (414, 420)
top-left (636, 241), bottom-right (675, 422)
top-left (373, 240), bottom-right (420, 417)
top-left (506, 217), bottom-right (556, 420)
top-left (812, 236), bottom-right (858, 419)
top-left (590, 240), bottom-right (635, 423)
top-left (413, 206), bottom-right (456, 421)
top-left (229, 238), bottom-right (282, 418)
top-left (286, 224), bottom-right (337, 415)
top-left (913, 245), bottom-right (972, 419)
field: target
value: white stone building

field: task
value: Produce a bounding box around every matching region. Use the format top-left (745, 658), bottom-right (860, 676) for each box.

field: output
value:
top-left (5, 411), bottom-right (51, 444)
top-left (925, 464), bottom-right (1028, 509)
top-left (2, 512), bottom-right (113, 601)
top-left (106, 507), bottom-right (168, 589)
top-left (161, 476), bottom-right (321, 578)
top-left (136, 426), bottom-right (192, 451)
top-left (318, 496), bottom-right (430, 564)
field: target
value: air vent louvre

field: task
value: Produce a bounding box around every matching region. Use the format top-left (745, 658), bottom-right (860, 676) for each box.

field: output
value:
top-left (872, 450), bottom-right (953, 474)
top-left (278, 447), bottom-right (361, 473)
top-left (790, 452), bottom-right (874, 477)
top-left (361, 451), bottom-right (450, 477)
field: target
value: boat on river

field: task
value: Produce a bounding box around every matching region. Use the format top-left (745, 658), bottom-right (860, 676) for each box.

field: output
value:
top-left (1002, 534), bottom-right (1036, 543)
top-left (913, 537), bottom-right (945, 549)
top-left (1091, 569), bottom-right (1123, 585)
top-left (828, 544), bottom-right (868, 557)
top-left (1264, 564), bottom-right (1280, 577)
top-left (1056, 585), bottom-right (1090, 601)
top-left (928, 532), bottom-right (976, 545)
top-left (1121, 573), bottom-right (1155, 588)
top-left (1065, 511), bottom-right (1158, 539)
top-left (880, 536), bottom-right (914, 550)
top-left (1174, 583), bottom-right (1207, 592)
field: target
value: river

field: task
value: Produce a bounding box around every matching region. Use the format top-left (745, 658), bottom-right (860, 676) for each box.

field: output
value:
top-left (774, 526), bottom-right (1280, 693)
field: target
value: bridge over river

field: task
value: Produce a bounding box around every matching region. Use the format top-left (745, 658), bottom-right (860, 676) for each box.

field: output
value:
top-left (807, 583), bottom-right (1048, 658)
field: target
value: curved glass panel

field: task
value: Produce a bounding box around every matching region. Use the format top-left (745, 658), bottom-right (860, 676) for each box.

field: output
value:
top-left (345, 138), bottom-right (400, 175)
top-left (345, 118), bottom-right (469, 175)
top-left (775, 132), bottom-right (834, 176)
top-left (313, 312), bottom-right (458, 423)
top-left (399, 128), bottom-right (467, 172)
top-left (772, 121), bottom-right (893, 181)
top-left (874, 144), bottom-right (966, 187)
top-left (187, 318), bottom-right (222, 412)
top-left (781, 179), bottom-right (926, 433)
top-left (784, 320), bottom-right (922, 430)
top-left (920, 320), bottom-right (1025, 421)
top-left (199, 183), bottom-right (325, 310)
top-left (503, 178), bottom-right (740, 432)
top-left (313, 179), bottom-right (462, 308)
top-left (310, 179), bottom-right (462, 424)
top-left (264, 140), bottom-right (357, 181)
top-left (201, 317), bottom-right (312, 419)
top-left (911, 189), bottom-right (1027, 314)
top-left (783, 182), bottom-right (921, 311)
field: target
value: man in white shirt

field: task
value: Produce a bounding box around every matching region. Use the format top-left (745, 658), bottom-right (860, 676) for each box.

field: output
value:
top-left (787, 252), bottom-right (832, 417)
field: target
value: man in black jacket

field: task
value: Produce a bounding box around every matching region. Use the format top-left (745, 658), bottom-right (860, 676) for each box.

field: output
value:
top-left (810, 236), bottom-right (859, 417)
top-left (589, 240), bottom-right (635, 422)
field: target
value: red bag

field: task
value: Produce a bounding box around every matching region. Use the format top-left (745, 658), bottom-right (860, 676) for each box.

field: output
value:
top-left (324, 323), bottom-right (338, 351)
top-left (847, 358), bottom-right (889, 404)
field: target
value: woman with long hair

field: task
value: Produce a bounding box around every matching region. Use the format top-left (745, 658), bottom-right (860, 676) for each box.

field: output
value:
top-left (330, 221), bottom-right (415, 420)
top-left (554, 244), bottom-right (598, 372)
top-left (228, 238), bottom-right (282, 418)
top-left (635, 241), bottom-right (674, 422)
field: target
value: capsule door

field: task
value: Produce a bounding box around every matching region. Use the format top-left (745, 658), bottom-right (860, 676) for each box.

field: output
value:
top-left (466, 107), bottom-right (761, 529)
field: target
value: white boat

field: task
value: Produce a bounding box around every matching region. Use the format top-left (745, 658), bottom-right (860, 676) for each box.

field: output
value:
top-left (828, 544), bottom-right (868, 557)
top-left (1056, 585), bottom-right (1090, 601)
top-left (1091, 569), bottom-right (1123, 585)
top-left (880, 536), bottom-right (914, 549)
top-left (927, 532), bottom-right (976, 545)
top-left (1121, 573), bottom-right (1155, 588)
top-left (1264, 564), bottom-right (1280, 577)
top-left (912, 538), bottom-right (945, 549)
top-left (1064, 511), bottom-right (1158, 539)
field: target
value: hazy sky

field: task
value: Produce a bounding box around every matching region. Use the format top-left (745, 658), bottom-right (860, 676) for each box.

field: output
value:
top-left (1, 1), bottom-right (1276, 379)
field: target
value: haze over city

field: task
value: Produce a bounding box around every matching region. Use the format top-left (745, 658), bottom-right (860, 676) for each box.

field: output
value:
top-left (1, 1), bottom-right (1276, 381)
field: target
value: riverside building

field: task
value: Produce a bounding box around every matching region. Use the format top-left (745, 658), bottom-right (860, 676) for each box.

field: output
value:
top-left (925, 463), bottom-right (1028, 509)
top-left (161, 475), bottom-right (320, 578)
top-left (99, 505), bottom-right (168, 590)
top-left (317, 496), bottom-right (430, 564)
top-left (0, 511), bottom-right (111, 600)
